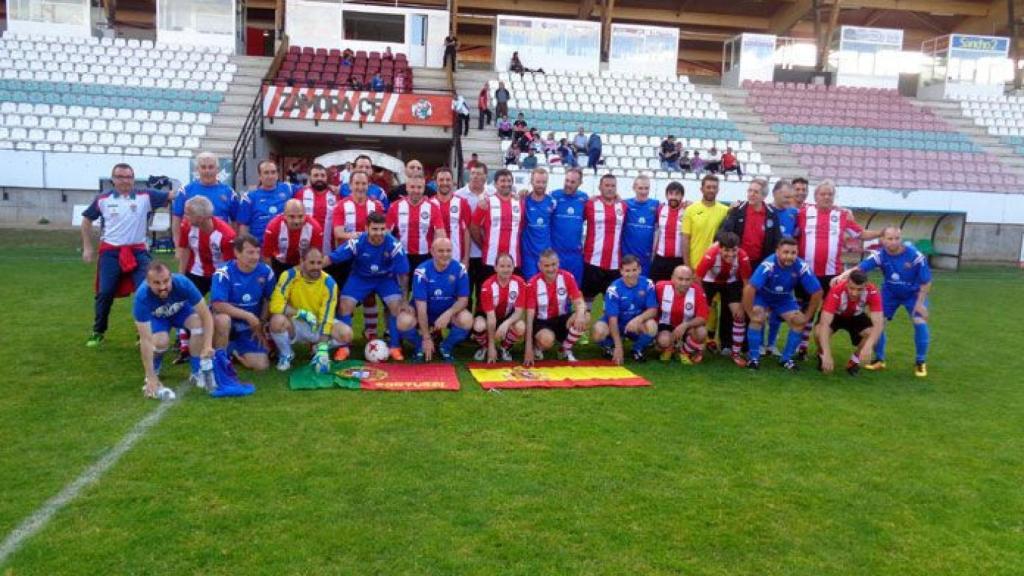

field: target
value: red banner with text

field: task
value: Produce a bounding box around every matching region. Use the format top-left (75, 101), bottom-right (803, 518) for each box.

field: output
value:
top-left (263, 86), bottom-right (453, 127)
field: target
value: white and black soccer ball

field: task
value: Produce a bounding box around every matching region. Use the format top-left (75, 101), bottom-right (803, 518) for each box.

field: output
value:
top-left (364, 339), bottom-right (389, 363)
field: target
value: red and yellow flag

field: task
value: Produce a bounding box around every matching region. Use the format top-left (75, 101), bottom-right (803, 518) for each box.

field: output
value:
top-left (467, 360), bottom-right (650, 390)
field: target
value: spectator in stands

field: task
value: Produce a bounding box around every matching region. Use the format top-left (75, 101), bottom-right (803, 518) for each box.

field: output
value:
top-left (510, 51), bottom-right (525, 75)
top-left (494, 82), bottom-right (510, 119)
top-left (690, 151), bottom-right (704, 175)
top-left (504, 145), bottom-right (519, 166)
top-left (349, 75), bottom-right (363, 90)
top-left (370, 73), bottom-right (386, 92)
top-left (527, 128), bottom-right (543, 153)
top-left (572, 127), bottom-right (588, 155)
top-left (705, 147), bottom-right (722, 174)
top-left (287, 160), bottom-right (308, 186)
top-left (660, 135), bottom-right (679, 172)
top-left (444, 34), bottom-right (458, 69)
top-left (389, 159), bottom-right (438, 202)
top-left (338, 162), bottom-right (353, 187)
top-left (466, 153), bottom-right (481, 171)
top-left (453, 93), bottom-right (471, 136)
top-left (497, 115), bottom-right (513, 139)
top-left (521, 150), bottom-right (538, 169)
top-left (342, 49), bottom-right (354, 65)
top-left (586, 132), bottom-right (603, 173)
top-left (394, 73), bottom-right (407, 94)
top-left (383, 47), bottom-right (394, 60)
top-left (679, 150), bottom-right (692, 173)
top-left (558, 139), bottom-right (576, 167)
top-left (721, 147), bottom-right (742, 177)
top-left (478, 85), bottom-right (492, 130)
top-left (543, 132), bottom-right (558, 155)
top-left (513, 113), bottom-right (529, 140)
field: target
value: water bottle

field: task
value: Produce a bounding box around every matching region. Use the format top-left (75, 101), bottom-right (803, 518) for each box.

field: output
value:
top-left (199, 357), bottom-right (217, 392)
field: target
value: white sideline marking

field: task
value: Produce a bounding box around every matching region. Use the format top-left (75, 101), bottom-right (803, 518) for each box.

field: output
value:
top-left (0, 384), bottom-right (188, 566)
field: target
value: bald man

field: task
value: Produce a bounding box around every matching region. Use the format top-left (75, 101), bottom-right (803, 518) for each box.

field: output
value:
top-left (654, 265), bottom-right (709, 364)
top-left (262, 198), bottom-right (324, 277)
top-left (405, 237), bottom-right (473, 362)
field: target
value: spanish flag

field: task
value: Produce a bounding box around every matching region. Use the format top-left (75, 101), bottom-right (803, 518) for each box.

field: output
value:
top-left (467, 360), bottom-right (650, 390)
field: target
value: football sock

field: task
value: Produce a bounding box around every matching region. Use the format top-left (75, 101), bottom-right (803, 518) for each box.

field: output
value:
top-left (442, 326), bottom-right (469, 352)
top-left (874, 331), bottom-right (887, 362)
top-left (746, 325), bottom-right (763, 362)
top-left (913, 322), bottom-right (929, 364)
top-left (364, 302), bottom-right (378, 335)
top-left (387, 316), bottom-right (401, 348)
top-left (271, 331), bottom-right (293, 358)
top-left (472, 329), bottom-right (488, 347)
top-left (178, 329), bottom-right (190, 353)
top-left (731, 319), bottom-right (746, 354)
top-left (402, 328), bottom-right (423, 352)
top-left (153, 348), bottom-right (166, 374)
top-left (781, 327), bottom-right (803, 363)
top-left (635, 332), bottom-right (654, 351)
top-left (562, 325), bottom-right (583, 351)
top-left (798, 327), bottom-right (811, 352)
top-left (682, 336), bottom-right (702, 355)
top-left (767, 316), bottom-right (782, 349)
top-left (502, 329), bottom-right (519, 350)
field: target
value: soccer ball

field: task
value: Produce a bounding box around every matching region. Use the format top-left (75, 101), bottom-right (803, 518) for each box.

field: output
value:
top-left (364, 339), bottom-right (389, 363)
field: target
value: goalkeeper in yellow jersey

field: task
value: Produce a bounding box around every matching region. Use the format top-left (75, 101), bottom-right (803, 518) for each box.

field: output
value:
top-left (268, 247), bottom-right (351, 371)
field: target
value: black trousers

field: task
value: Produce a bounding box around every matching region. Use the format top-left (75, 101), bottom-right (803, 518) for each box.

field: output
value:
top-left (478, 108), bottom-right (492, 129)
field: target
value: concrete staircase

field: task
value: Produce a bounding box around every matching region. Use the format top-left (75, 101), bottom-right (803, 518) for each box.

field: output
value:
top-left (199, 55), bottom-right (272, 160)
top-left (702, 85), bottom-right (805, 180)
top-left (454, 68), bottom-right (504, 170)
top-left (911, 98), bottom-right (1024, 182)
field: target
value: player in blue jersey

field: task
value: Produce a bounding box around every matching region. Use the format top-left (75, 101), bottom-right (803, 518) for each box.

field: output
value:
top-left (591, 255), bottom-right (658, 364)
top-left (340, 154), bottom-right (390, 210)
top-left (237, 160), bottom-right (295, 243)
top-left (770, 179), bottom-right (799, 238)
top-left (743, 237), bottom-right (822, 371)
top-left (132, 262), bottom-right (214, 398)
top-left (520, 168), bottom-right (555, 279)
top-left (408, 237), bottom-right (473, 362)
top-left (621, 175), bottom-right (660, 276)
top-left (835, 226), bottom-right (933, 377)
top-left (549, 167), bottom-right (589, 286)
top-left (171, 152), bottom-right (237, 246)
top-left (210, 233), bottom-right (276, 371)
top-left (326, 212), bottom-right (416, 361)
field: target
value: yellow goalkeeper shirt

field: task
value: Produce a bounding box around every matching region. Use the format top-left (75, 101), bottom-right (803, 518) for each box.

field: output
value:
top-left (269, 268), bottom-right (338, 336)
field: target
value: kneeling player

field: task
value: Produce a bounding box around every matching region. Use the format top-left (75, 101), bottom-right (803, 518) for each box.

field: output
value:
top-left (816, 270), bottom-right (883, 375)
top-left (210, 234), bottom-right (275, 371)
top-left (472, 252), bottom-right (527, 363)
top-left (743, 238), bottom-right (822, 371)
top-left (524, 249), bottom-right (589, 365)
top-left (654, 265), bottom-right (709, 364)
top-left (268, 248), bottom-right (352, 371)
top-left (408, 238), bottom-right (473, 362)
top-left (696, 232), bottom-right (752, 367)
top-left (132, 262), bottom-right (215, 398)
top-left (592, 255), bottom-right (657, 364)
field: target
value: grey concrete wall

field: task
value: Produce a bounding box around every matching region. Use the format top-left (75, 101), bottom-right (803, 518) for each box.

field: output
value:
top-left (962, 223), bottom-right (1024, 263)
top-left (0, 187), bottom-right (100, 226)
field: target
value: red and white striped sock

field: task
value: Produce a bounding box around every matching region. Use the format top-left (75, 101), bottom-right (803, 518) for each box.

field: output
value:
top-left (731, 319), bottom-right (746, 354)
top-left (178, 329), bottom-right (190, 353)
top-left (502, 329), bottom-right (520, 350)
top-left (562, 326), bottom-right (583, 351)
top-left (363, 301), bottom-right (378, 337)
top-left (472, 329), bottom-right (488, 347)
top-left (682, 336), bottom-right (701, 355)
top-left (799, 327), bottom-right (811, 351)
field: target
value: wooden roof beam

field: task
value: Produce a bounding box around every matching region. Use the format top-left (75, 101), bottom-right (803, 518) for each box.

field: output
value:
top-left (770, 0), bottom-right (815, 35)
top-left (955, 0), bottom-right (1009, 34)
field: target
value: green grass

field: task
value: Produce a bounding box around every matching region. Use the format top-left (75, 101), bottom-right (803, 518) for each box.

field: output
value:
top-left (1, 229), bottom-right (1023, 575)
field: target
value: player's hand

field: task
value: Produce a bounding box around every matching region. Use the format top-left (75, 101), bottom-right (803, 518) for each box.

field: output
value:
top-left (143, 376), bottom-right (163, 398)
top-left (913, 303), bottom-right (929, 321)
top-left (523, 344), bottom-right (535, 367)
top-left (612, 345), bottom-right (624, 366)
top-left (730, 199), bottom-right (742, 209)
top-left (82, 246), bottom-right (94, 263)
top-left (571, 312), bottom-right (588, 333)
top-left (434, 312), bottom-right (452, 331)
top-left (486, 342), bottom-right (498, 364)
top-left (820, 354), bottom-right (834, 373)
top-left (421, 338), bottom-right (435, 362)
top-left (672, 324), bottom-right (687, 341)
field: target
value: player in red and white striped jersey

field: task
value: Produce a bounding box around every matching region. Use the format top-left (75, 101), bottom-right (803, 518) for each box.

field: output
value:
top-left (654, 265), bottom-right (709, 364)
top-left (524, 249), bottom-right (588, 365)
top-left (432, 167), bottom-right (472, 269)
top-left (582, 174), bottom-right (628, 302)
top-left (815, 269), bottom-right (884, 375)
top-left (329, 170), bottom-right (386, 339)
top-left (695, 232), bottom-right (753, 367)
top-left (293, 164), bottom-right (340, 254)
top-left (471, 253), bottom-right (527, 363)
top-left (650, 181), bottom-right (689, 282)
top-left (471, 169), bottom-right (524, 276)
top-left (262, 199), bottom-right (324, 277)
top-left (176, 195), bottom-right (235, 295)
top-left (386, 176), bottom-right (445, 271)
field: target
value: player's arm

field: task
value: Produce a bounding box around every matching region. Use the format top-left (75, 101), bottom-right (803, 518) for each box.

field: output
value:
top-left (193, 299), bottom-right (215, 359)
top-left (315, 281), bottom-right (338, 341)
top-left (805, 289), bottom-right (823, 322)
top-left (914, 281), bottom-right (931, 320)
top-left (608, 314), bottom-right (624, 365)
top-left (175, 224), bottom-right (189, 274)
top-left (134, 321), bottom-right (163, 395)
top-left (461, 215), bottom-right (472, 269)
top-left (861, 310), bottom-right (885, 357)
top-left (80, 215), bottom-right (96, 263)
top-left (485, 309), bottom-right (499, 362)
top-left (325, 238), bottom-right (356, 267)
top-left (415, 299), bottom-right (434, 361)
top-left (815, 310), bottom-right (836, 373)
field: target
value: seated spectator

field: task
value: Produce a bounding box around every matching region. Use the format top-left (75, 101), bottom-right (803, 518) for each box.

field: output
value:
top-left (341, 49), bottom-right (354, 66)
top-left (678, 150), bottom-right (691, 173)
top-left (527, 128), bottom-right (543, 153)
top-left (513, 114), bottom-right (528, 138)
top-left (394, 73), bottom-right (406, 94)
top-left (572, 127), bottom-right (588, 155)
top-left (705, 146), bottom-right (721, 173)
top-left (510, 51), bottom-right (525, 75)
top-left (558, 138), bottom-right (577, 167)
top-left (547, 153), bottom-right (562, 166)
top-left (349, 76), bottom-right (363, 90)
top-left (370, 73), bottom-right (386, 92)
top-left (504, 145), bottom-right (519, 166)
top-left (497, 116), bottom-right (513, 139)
top-left (383, 47), bottom-right (394, 60)
top-left (659, 135), bottom-right (679, 171)
top-left (544, 132), bottom-right (558, 155)
top-left (721, 147), bottom-right (742, 177)
top-left (466, 153), bottom-right (480, 171)
top-left (521, 150), bottom-right (538, 169)
top-left (586, 132), bottom-right (602, 174)
top-left (690, 151), bottom-right (705, 175)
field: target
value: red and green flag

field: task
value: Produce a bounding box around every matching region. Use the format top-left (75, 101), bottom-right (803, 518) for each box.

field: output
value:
top-left (289, 360), bottom-right (460, 391)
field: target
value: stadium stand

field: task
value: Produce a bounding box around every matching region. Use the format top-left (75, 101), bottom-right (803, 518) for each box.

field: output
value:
top-left (496, 70), bottom-right (771, 179)
top-left (273, 45), bottom-right (413, 92)
top-left (959, 95), bottom-right (1024, 153)
top-left (0, 33), bottom-right (235, 157)
top-left (745, 80), bottom-right (1022, 192)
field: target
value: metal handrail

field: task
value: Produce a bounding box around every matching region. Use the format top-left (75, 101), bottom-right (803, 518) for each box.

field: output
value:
top-left (230, 35), bottom-right (291, 191)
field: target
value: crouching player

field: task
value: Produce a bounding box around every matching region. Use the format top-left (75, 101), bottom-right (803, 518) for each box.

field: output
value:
top-left (592, 255), bottom-right (657, 364)
top-left (743, 237), bottom-right (822, 371)
top-left (836, 226), bottom-right (932, 377)
top-left (524, 249), bottom-right (588, 365)
top-left (268, 247), bottom-right (352, 371)
top-left (210, 233), bottom-right (275, 371)
top-left (472, 252), bottom-right (527, 363)
top-left (654, 265), bottom-right (709, 364)
top-left (695, 231), bottom-right (752, 367)
top-left (132, 262), bottom-right (214, 398)
top-left (816, 269), bottom-right (883, 375)
top-left (409, 238), bottom-right (473, 362)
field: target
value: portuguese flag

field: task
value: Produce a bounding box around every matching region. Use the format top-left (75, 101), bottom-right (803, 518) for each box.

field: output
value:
top-left (467, 360), bottom-right (650, 390)
top-left (289, 360), bottom-right (460, 391)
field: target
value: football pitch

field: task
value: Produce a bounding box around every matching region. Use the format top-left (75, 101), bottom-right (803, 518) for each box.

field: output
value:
top-left (1, 229), bottom-right (1022, 575)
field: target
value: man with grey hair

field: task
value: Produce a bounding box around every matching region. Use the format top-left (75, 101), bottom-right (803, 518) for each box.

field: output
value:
top-left (172, 151), bottom-right (237, 246)
top-left (718, 177), bottom-right (781, 265)
top-left (177, 195), bottom-right (236, 295)
top-left (771, 179), bottom-right (799, 238)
